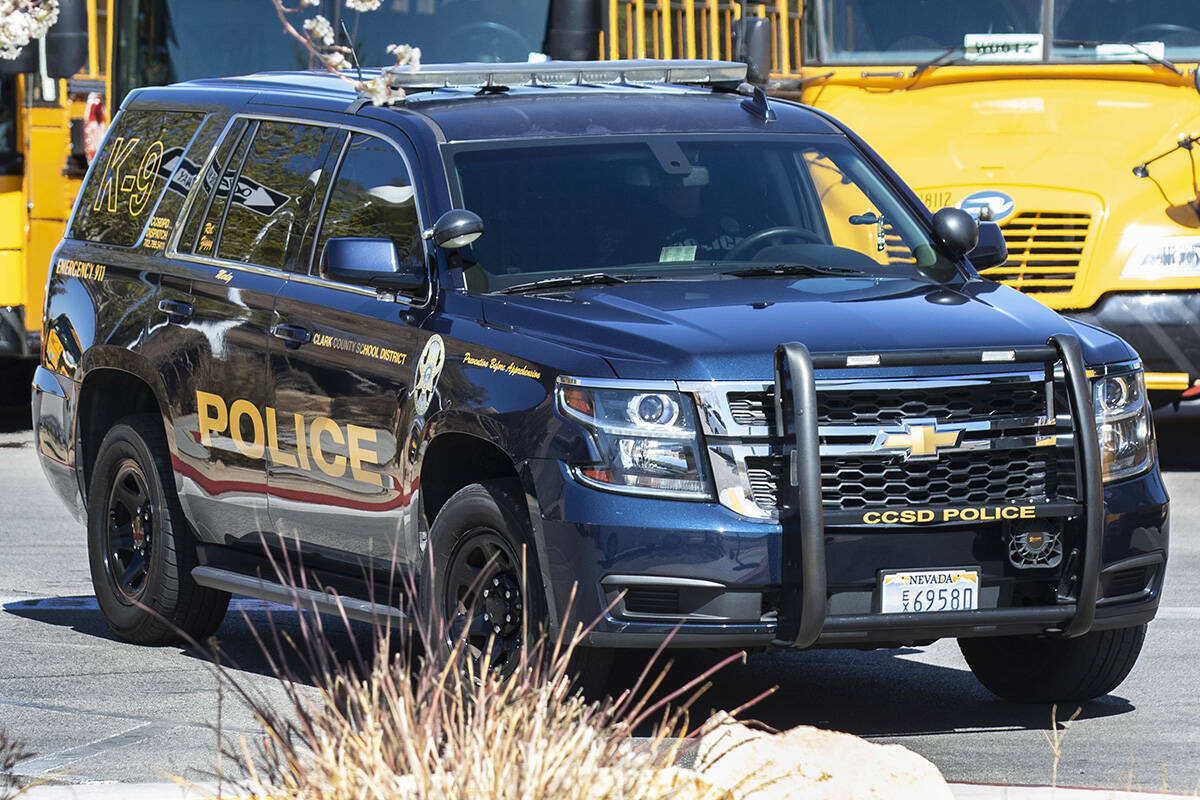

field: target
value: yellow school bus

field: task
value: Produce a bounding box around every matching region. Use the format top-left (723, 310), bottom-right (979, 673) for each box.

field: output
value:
top-left (4, 0), bottom-right (572, 360)
top-left (611, 0), bottom-right (1200, 398)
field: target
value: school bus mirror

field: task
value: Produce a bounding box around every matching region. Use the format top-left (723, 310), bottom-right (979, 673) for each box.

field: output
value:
top-left (733, 17), bottom-right (772, 86)
top-left (43, 0), bottom-right (88, 79)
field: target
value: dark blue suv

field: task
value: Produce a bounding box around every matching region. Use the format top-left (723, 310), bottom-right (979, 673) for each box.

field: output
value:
top-left (32, 61), bottom-right (1168, 702)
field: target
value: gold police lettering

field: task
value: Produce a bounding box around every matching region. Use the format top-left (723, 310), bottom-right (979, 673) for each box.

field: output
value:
top-left (461, 351), bottom-right (542, 380)
top-left (196, 390), bottom-right (383, 487)
top-left (92, 137), bottom-right (165, 217)
top-left (310, 332), bottom-right (408, 365)
top-left (861, 506), bottom-right (1038, 525)
top-left (54, 259), bottom-right (107, 281)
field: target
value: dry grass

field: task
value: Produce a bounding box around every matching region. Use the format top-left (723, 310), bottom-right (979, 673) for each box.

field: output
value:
top-left (0, 729), bottom-right (31, 800)
top-left (206, 553), bottom-right (761, 800)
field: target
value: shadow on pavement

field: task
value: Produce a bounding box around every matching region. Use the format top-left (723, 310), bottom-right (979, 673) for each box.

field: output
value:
top-left (608, 645), bottom-right (1133, 738)
top-left (2, 594), bottom-right (386, 685)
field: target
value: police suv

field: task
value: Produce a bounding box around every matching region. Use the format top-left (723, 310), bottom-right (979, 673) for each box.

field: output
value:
top-left (32, 60), bottom-right (1167, 702)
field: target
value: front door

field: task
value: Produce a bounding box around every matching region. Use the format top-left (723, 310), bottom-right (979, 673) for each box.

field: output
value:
top-left (267, 131), bottom-right (431, 572)
top-left (158, 117), bottom-right (336, 546)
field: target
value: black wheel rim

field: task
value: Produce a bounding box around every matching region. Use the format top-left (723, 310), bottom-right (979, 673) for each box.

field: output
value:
top-left (444, 528), bottom-right (526, 675)
top-left (104, 458), bottom-right (154, 601)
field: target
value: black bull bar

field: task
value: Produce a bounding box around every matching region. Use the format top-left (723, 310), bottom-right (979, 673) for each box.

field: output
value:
top-left (771, 334), bottom-right (1103, 648)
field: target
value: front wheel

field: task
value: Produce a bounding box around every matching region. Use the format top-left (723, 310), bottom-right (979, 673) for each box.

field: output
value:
top-left (958, 624), bottom-right (1147, 703)
top-left (86, 414), bottom-right (230, 644)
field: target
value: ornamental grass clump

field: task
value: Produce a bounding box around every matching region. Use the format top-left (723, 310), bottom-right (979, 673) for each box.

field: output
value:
top-left (213, 569), bottom-right (754, 800)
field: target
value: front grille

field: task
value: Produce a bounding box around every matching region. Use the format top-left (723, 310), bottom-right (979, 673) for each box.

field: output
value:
top-left (981, 211), bottom-right (1091, 295)
top-left (727, 382), bottom-right (1046, 428)
top-left (747, 447), bottom-right (1059, 511)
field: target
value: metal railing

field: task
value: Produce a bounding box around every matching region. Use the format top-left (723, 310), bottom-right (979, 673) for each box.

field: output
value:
top-left (604, 0), bottom-right (804, 77)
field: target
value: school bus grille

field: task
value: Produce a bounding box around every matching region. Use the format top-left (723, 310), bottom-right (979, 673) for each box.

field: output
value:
top-left (980, 212), bottom-right (1091, 295)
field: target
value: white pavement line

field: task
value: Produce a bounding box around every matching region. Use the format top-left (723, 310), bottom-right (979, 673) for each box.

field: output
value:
top-left (1152, 607), bottom-right (1200, 620)
top-left (12, 722), bottom-right (170, 780)
top-left (0, 595), bottom-right (296, 612)
top-left (951, 784), bottom-right (1190, 799)
top-left (15, 781), bottom-right (218, 800)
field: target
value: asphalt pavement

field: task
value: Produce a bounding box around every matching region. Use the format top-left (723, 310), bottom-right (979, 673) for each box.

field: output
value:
top-left (1, 362), bottom-right (1197, 794)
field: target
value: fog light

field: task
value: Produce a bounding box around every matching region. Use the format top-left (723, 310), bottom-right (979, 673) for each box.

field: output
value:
top-left (1007, 526), bottom-right (1063, 569)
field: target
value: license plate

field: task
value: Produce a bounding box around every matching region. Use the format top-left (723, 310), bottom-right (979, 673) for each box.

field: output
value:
top-left (880, 568), bottom-right (979, 613)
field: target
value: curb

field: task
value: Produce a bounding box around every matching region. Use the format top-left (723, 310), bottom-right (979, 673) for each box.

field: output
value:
top-left (12, 781), bottom-right (1190, 799)
top-left (951, 784), bottom-right (1190, 799)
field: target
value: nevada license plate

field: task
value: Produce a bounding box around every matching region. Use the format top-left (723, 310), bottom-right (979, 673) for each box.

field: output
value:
top-left (880, 568), bottom-right (979, 613)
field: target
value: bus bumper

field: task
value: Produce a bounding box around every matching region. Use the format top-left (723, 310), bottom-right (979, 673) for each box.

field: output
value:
top-left (1068, 292), bottom-right (1200, 393)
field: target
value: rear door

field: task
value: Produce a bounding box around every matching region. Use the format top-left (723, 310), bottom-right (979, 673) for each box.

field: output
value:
top-left (152, 116), bottom-right (337, 546)
top-left (267, 129), bottom-right (431, 570)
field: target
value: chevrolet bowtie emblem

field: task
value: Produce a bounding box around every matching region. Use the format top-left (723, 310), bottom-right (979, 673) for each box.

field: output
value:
top-left (883, 424), bottom-right (962, 459)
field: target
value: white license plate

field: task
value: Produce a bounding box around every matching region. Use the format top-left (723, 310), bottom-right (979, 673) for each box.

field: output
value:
top-left (880, 569), bottom-right (979, 613)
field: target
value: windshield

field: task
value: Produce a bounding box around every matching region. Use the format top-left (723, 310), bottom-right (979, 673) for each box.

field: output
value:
top-left (808, 0), bottom-right (1200, 65)
top-left (113, 0), bottom-right (551, 102)
top-left (448, 135), bottom-right (958, 293)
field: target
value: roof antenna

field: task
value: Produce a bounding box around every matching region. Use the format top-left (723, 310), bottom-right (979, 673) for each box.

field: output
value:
top-left (340, 20), bottom-right (363, 83)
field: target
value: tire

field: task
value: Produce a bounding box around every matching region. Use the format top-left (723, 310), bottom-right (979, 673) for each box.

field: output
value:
top-left (427, 480), bottom-right (611, 692)
top-left (86, 413), bottom-right (230, 645)
top-left (958, 624), bottom-right (1147, 703)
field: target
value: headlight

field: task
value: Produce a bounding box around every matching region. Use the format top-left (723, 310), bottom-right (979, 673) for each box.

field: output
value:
top-left (557, 382), bottom-right (711, 499)
top-left (1092, 369), bottom-right (1153, 482)
top-left (1119, 236), bottom-right (1200, 280)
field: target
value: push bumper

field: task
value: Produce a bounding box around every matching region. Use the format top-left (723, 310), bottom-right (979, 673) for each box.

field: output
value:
top-left (530, 336), bottom-right (1168, 649)
top-left (1068, 292), bottom-right (1200, 392)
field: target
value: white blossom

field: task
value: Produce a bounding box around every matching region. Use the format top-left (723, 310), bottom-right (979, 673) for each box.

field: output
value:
top-left (302, 13), bottom-right (334, 46)
top-left (363, 74), bottom-right (405, 106)
top-left (321, 50), bottom-right (349, 71)
top-left (386, 42), bottom-right (421, 69)
top-left (344, 0), bottom-right (381, 11)
top-left (299, 0), bottom-right (319, 6)
top-left (0, 0), bottom-right (59, 60)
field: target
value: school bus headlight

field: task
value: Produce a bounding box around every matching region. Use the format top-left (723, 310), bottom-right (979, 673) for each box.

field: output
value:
top-left (557, 381), bottom-right (712, 500)
top-left (1092, 370), bottom-right (1153, 482)
top-left (1119, 236), bottom-right (1200, 280)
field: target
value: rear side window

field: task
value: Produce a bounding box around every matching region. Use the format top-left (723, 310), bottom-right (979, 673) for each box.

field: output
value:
top-left (71, 109), bottom-right (205, 246)
top-left (314, 133), bottom-right (422, 277)
top-left (208, 121), bottom-right (333, 270)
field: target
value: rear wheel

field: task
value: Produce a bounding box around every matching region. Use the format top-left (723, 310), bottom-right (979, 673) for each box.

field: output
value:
top-left (958, 624), bottom-right (1147, 703)
top-left (87, 414), bottom-right (230, 644)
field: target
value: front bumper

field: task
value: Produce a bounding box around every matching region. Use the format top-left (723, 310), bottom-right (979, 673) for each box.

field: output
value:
top-left (1068, 292), bottom-right (1200, 392)
top-left (530, 459), bottom-right (1167, 649)
top-left (531, 338), bottom-right (1168, 649)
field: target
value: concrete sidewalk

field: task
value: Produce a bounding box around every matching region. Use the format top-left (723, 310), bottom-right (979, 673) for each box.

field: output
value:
top-left (11, 781), bottom-right (1192, 799)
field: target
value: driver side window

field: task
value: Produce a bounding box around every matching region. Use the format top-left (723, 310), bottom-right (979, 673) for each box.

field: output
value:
top-left (314, 133), bottom-right (423, 280)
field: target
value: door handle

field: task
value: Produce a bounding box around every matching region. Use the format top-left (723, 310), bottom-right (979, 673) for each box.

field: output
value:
top-left (157, 299), bottom-right (193, 322)
top-left (271, 323), bottom-right (312, 347)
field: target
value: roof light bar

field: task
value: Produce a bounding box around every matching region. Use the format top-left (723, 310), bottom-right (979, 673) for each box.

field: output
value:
top-left (381, 59), bottom-right (747, 91)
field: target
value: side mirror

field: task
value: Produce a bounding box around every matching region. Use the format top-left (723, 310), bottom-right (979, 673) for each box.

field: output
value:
top-left (429, 209), bottom-right (484, 249)
top-left (323, 237), bottom-right (426, 292)
top-left (932, 207), bottom-right (979, 260)
top-left (45, 0), bottom-right (88, 79)
top-left (968, 221), bottom-right (1008, 270)
top-left (732, 17), bottom-right (772, 85)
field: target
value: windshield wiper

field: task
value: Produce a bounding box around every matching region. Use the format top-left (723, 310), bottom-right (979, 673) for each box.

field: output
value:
top-left (1052, 38), bottom-right (1182, 74)
top-left (723, 263), bottom-right (863, 278)
top-left (911, 45), bottom-right (965, 78)
top-left (498, 272), bottom-right (640, 294)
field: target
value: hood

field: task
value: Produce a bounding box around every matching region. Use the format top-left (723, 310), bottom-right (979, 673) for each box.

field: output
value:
top-left (480, 276), bottom-right (1134, 380)
top-left (811, 76), bottom-right (1200, 195)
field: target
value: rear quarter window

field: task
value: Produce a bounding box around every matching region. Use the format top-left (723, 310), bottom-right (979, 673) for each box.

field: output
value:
top-left (70, 109), bottom-right (206, 247)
